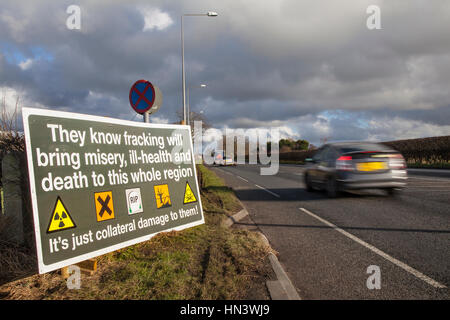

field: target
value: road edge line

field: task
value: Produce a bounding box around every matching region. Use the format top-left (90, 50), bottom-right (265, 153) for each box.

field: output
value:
top-left (254, 184), bottom-right (281, 198)
top-left (268, 253), bottom-right (302, 300)
top-left (213, 166), bottom-right (301, 299)
top-left (299, 207), bottom-right (447, 289)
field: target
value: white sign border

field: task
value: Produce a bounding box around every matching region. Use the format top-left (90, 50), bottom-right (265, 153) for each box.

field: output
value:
top-left (22, 107), bottom-right (205, 274)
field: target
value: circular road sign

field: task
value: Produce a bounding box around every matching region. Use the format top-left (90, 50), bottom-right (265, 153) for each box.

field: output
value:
top-left (129, 80), bottom-right (156, 114)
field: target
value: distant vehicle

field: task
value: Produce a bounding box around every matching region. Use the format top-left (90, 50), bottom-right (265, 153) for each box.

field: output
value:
top-left (214, 151), bottom-right (224, 166)
top-left (223, 156), bottom-right (236, 166)
top-left (214, 157), bottom-right (224, 166)
top-left (304, 142), bottom-right (407, 197)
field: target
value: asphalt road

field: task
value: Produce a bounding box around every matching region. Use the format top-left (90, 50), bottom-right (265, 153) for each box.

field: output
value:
top-left (211, 164), bottom-right (450, 299)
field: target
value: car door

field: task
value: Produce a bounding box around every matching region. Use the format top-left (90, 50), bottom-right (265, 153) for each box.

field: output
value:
top-left (309, 147), bottom-right (327, 185)
top-left (315, 146), bottom-right (333, 184)
top-left (321, 147), bottom-right (338, 181)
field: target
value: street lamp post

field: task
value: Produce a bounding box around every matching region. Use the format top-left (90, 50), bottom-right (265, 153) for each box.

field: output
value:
top-left (187, 84), bottom-right (207, 125)
top-left (181, 11), bottom-right (218, 124)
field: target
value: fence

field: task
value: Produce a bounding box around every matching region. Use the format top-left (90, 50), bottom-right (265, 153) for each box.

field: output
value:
top-left (276, 136), bottom-right (450, 166)
top-left (278, 150), bottom-right (316, 163)
top-left (0, 134), bottom-right (33, 246)
top-left (383, 136), bottom-right (450, 165)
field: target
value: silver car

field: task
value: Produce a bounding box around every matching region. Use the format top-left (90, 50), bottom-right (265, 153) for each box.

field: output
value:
top-left (304, 142), bottom-right (407, 197)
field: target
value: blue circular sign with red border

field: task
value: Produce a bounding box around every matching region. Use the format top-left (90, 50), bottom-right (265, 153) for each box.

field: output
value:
top-left (129, 80), bottom-right (156, 114)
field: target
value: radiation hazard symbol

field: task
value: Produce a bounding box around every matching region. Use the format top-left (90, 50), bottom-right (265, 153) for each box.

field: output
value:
top-left (183, 181), bottom-right (197, 204)
top-left (47, 197), bottom-right (76, 233)
top-left (154, 184), bottom-right (172, 209)
top-left (95, 191), bottom-right (115, 222)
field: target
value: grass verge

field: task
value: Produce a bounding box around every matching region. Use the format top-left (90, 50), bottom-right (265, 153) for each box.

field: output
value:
top-left (0, 164), bottom-right (272, 300)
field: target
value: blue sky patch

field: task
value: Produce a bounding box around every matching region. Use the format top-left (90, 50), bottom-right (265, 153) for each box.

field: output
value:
top-left (0, 42), bottom-right (54, 66)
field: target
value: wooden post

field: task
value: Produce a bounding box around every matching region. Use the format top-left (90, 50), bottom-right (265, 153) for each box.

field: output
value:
top-left (77, 259), bottom-right (98, 272)
top-left (61, 266), bottom-right (70, 279)
top-left (60, 259), bottom-right (98, 279)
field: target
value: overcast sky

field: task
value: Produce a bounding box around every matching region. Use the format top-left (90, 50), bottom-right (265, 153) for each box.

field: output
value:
top-left (1, 0), bottom-right (450, 145)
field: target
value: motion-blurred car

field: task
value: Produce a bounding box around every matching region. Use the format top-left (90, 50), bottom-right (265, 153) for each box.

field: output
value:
top-left (304, 142), bottom-right (407, 197)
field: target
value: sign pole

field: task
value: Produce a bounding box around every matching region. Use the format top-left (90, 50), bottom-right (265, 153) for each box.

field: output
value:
top-left (144, 112), bottom-right (150, 123)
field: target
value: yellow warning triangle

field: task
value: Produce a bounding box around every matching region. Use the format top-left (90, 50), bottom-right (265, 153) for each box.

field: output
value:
top-left (47, 197), bottom-right (76, 233)
top-left (183, 181), bottom-right (197, 204)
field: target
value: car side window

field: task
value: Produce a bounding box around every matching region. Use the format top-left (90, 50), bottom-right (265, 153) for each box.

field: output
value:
top-left (325, 148), bottom-right (338, 166)
top-left (313, 147), bottom-right (328, 162)
top-left (312, 148), bottom-right (325, 162)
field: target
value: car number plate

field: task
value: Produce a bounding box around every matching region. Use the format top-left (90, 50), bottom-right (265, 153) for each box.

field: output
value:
top-left (357, 162), bottom-right (387, 171)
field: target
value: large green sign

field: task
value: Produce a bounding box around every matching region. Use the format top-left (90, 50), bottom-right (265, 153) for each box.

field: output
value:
top-left (23, 108), bottom-right (204, 274)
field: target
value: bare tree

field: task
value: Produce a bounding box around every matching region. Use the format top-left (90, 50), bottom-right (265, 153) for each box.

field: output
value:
top-left (0, 91), bottom-right (24, 156)
top-left (176, 109), bottom-right (212, 140)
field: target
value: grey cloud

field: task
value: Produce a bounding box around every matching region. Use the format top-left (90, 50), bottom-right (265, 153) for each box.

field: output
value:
top-left (0, 0), bottom-right (450, 143)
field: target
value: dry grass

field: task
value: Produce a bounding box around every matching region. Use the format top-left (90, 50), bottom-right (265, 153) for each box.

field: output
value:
top-left (0, 216), bottom-right (37, 287)
top-left (0, 165), bottom-right (273, 300)
top-left (197, 164), bottom-right (242, 216)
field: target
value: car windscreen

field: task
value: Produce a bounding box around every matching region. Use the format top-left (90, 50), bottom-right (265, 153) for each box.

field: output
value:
top-left (338, 143), bottom-right (393, 153)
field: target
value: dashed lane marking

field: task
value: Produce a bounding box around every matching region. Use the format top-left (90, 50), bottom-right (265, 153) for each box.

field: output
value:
top-left (299, 207), bottom-right (446, 289)
top-left (255, 184), bottom-right (281, 198)
top-left (236, 175), bottom-right (249, 182)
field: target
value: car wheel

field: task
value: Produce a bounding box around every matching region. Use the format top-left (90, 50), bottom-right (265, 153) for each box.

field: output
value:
top-left (305, 173), bottom-right (314, 192)
top-left (326, 177), bottom-right (339, 198)
top-left (387, 188), bottom-right (401, 197)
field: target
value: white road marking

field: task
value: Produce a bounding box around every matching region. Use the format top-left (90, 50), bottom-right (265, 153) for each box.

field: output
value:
top-left (236, 175), bottom-right (249, 182)
top-left (255, 184), bottom-right (281, 198)
top-left (220, 169), bottom-right (233, 175)
top-left (299, 207), bottom-right (447, 289)
top-left (405, 189), bottom-right (450, 192)
top-left (409, 176), bottom-right (450, 182)
top-left (407, 186), bottom-right (450, 188)
top-left (408, 183), bottom-right (450, 186)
